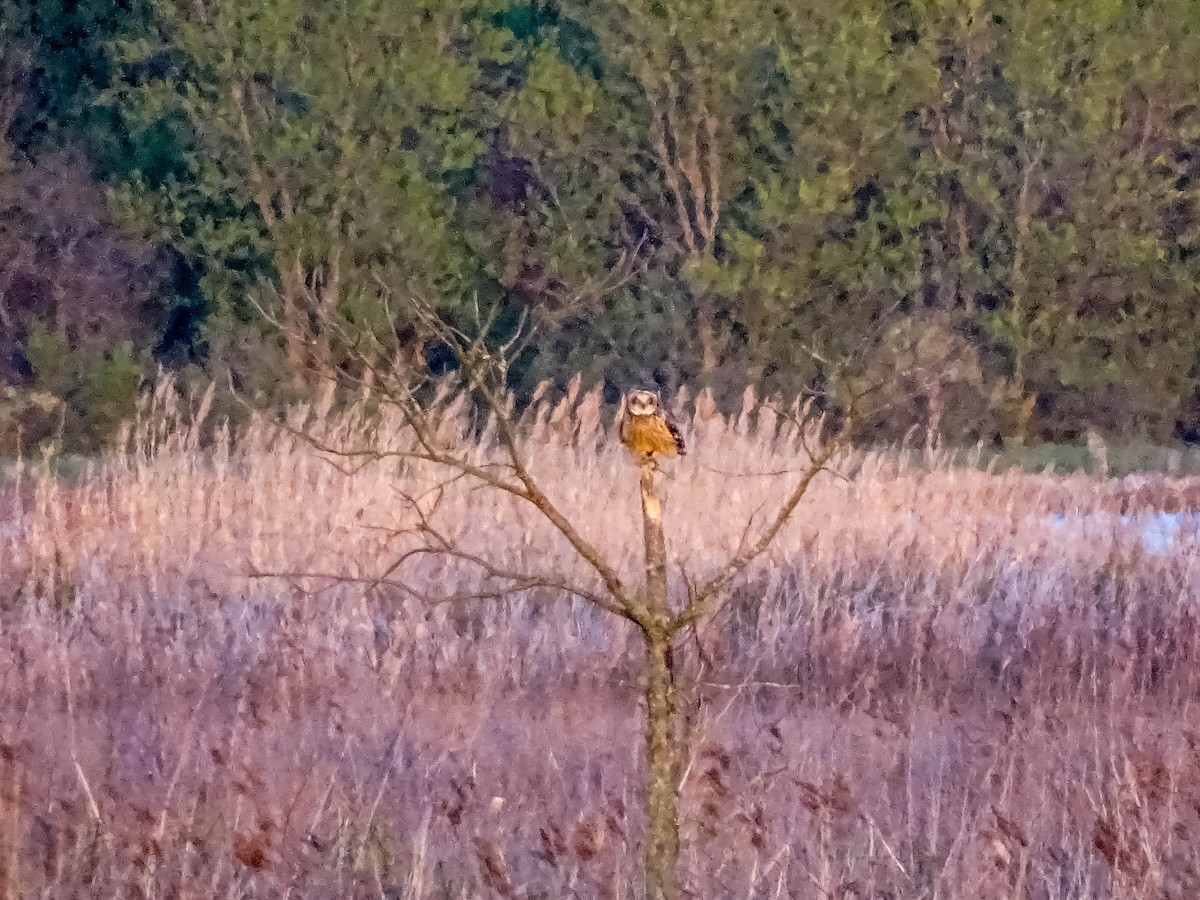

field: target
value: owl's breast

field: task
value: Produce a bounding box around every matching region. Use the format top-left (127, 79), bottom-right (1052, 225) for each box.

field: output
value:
top-left (622, 414), bottom-right (680, 456)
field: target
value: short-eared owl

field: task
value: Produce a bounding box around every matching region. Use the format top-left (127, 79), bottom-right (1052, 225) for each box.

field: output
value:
top-left (620, 389), bottom-right (686, 462)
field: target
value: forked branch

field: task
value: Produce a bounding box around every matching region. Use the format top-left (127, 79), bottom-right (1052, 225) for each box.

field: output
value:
top-left (400, 300), bottom-right (640, 619)
top-left (673, 439), bottom-right (839, 632)
top-left (273, 292), bottom-right (642, 623)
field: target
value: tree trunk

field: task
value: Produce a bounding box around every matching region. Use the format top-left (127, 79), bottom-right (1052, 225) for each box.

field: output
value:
top-left (697, 300), bottom-right (719, 378)
top-left (639, 463), bottom-right (668, 605)
top-left (643, 631), bottom-right (679, 900)
top-left (1009, 135), bottom-right (1039, 444)
top-left (277, 277), bottom-right (311, 393)
top-left (637, 461), bottom-right (679, 900)
top-left (1010, 155), bottom-right (1034, 390)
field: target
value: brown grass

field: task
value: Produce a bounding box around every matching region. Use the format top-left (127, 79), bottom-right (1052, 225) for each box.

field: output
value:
top-left (3, 383), bottom-right (1200, 898)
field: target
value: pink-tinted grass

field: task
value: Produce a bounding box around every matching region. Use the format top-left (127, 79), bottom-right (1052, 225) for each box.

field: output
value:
top-left (2, 382), bottom-right (1200, 898)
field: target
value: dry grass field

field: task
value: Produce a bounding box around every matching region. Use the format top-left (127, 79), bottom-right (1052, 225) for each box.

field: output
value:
top-left (3, 383), bottom-right (1200, 898)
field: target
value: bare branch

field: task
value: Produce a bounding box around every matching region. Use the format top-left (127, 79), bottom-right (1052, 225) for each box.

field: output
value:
top-left (267, 291), bottom-right (642, 624)
top-left (402, 298), bottom-right (644, 622)
top-left (703, 111), bottom-right (720, 247)
top-left (671, 424), bottom-right (844, 634)
top-left (391, 480), bottom-right (633, 620)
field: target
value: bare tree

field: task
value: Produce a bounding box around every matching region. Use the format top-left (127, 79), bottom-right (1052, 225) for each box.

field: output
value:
top-left (268, 297), bottom-right (848, 900)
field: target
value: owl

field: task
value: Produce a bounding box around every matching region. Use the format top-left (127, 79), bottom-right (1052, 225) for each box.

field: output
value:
top-left (620, 389), bottom-right (686, 463)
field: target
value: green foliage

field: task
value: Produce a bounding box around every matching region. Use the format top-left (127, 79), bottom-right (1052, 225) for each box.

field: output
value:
top-left (25, 324), bottom-right (71, 394)
top-left (22, 324), bottom-right (145, 451)
top-left (75, 342), bottom-right (145, 444)
top-left (0, 0), bottom-right (155, 157)
top-left (8, 0), bottom-right (1200, 447)
top-left (5, 325), bottom-right (141, 453)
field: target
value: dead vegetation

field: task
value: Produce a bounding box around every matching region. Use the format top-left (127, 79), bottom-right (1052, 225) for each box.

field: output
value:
top-left (2, 383), bottom-right (1200, 898)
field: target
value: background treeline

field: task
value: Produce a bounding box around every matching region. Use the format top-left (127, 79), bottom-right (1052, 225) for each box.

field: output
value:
top-left (4, 0), bottom-right (1200, 452)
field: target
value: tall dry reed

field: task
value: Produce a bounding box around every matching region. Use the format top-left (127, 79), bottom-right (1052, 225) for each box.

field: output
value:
top-left (2, 382), bottom-right (1199, 898)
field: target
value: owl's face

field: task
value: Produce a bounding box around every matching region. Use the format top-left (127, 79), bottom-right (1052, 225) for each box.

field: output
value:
top-left (625, 389), bottom-right (660, 416)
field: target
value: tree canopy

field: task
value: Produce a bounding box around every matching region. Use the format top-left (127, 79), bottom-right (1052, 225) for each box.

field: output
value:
top-left (5, 0), bottom-right (1200, 449)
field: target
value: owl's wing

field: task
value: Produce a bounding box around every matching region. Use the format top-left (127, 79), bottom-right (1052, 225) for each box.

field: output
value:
top-left (665, 415), bottom-right (687, 456)
top-left (618, 398), bottom-right (630, 444)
